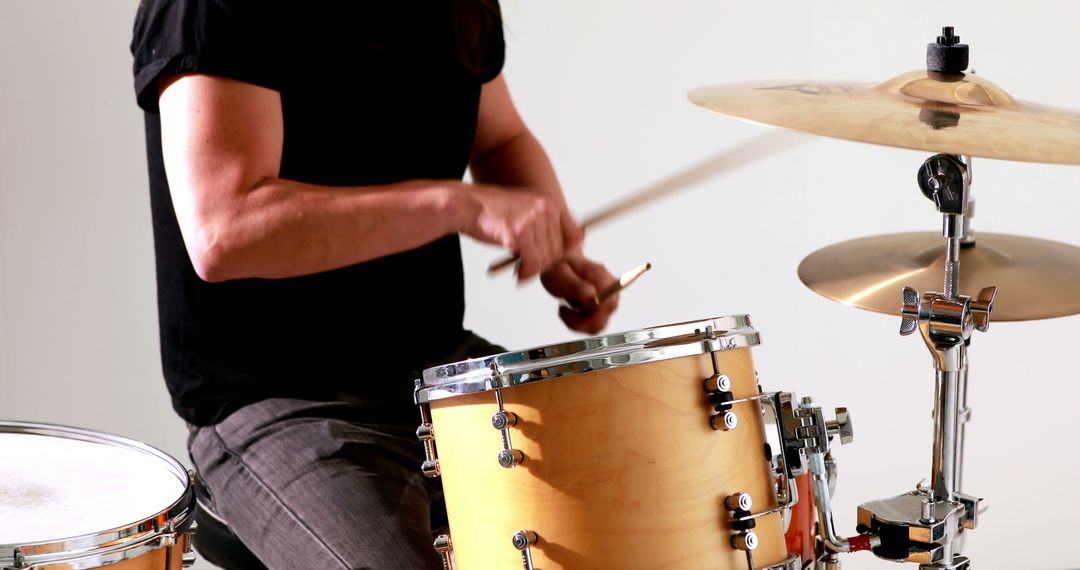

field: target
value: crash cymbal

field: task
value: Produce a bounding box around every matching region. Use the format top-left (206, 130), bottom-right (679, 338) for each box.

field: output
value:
top-left (688, 71), bottom-right (1080, 165)
top-left (798, 232), bottom-right (1080, 321)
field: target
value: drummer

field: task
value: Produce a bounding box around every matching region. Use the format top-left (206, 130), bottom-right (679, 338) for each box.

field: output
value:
top-left (130, 1), bottom-right (618, 568)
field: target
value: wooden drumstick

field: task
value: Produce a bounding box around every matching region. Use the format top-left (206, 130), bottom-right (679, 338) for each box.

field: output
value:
top-left (569, 261), bottom-right (652, 312)
top-left (487, 131), bottom-right (805, 275)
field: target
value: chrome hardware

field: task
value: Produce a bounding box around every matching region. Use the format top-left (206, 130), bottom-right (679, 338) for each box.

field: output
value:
top-left (900, 287), bottom-right (921, 336)
top-left (917, 153), bottom-right (968, 298)
top-left (711, 410), bottom-right (738, 431)
top-left (825, 408), bottom-right (854, 445)
top-left (703, 390), bottom-right (857, 568)
top-left (954, 492), bottom-right (985, 530)
top-left (925, 555), bottom-right (971, 570)
top-left (732, 531), bottom-right (759, 551)
top-left (494, 386), bottom-right (524, 468)
top-left (433, 534), bottom-right (453, 570)
top-left (417, 316), bottom-right (760, 404)
top-left (735, 392), bottom-right (801, 522)
top-left (704, 326), bottom-right (739, 431)
top-left (764, 553), bottom-right (803, 570)
top-left (421, 460), bottom-right (440, 477)
top-left (969, 286), bottom-right (997, 332)
top-left (491, 410), bottom-right (518, 430)
top-left (704, 373), bottom-right (732, 393)
top-left (415, 395), bottom-right (441, 478)
top-left (512, 530), bottom-right (539, 570)
top-left (858, 491), bottom-right (966, 565)
top-left (178, 522), bottom-right (197, 568)
top-left (731, 530), bottom-right (759, 570)
top-left (921, 494), bottom-right (935, 524)
top-left (824, 452), bottom-right (838, 499)
top-left (868, 153), bottom-right (991, 569)
top-left (498, 449), bottom-right (525, 468)
top-left (726, 492), bottom-right (753, 512)
top-left (9, 549), bottom-right (26, 570)
top-left (783, 396), bottom-right (854, 459)
top-left (897, 284), bottom-right (995, 505)
top-left (725, 487), bottom-right (760, 563)
top-left (811, 447), bottom-right (879, 556)
top-left (778, 396), bottom-right (874, 560)
top-left (961, 155), bottom-right (975, 246)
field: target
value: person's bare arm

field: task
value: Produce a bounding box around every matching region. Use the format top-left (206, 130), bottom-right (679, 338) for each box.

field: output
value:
top-left (470, 76), bottom-right (564, 207)
top-left (158, 73), bottom-right (564, 282)
top-left (470, 75), bottom-right (619, 333)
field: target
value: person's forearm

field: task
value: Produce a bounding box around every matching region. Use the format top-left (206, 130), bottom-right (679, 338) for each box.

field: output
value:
top-left (470, 130), bottom-right (565, 203)
top-left (184, 178), bottom-right (469, 282)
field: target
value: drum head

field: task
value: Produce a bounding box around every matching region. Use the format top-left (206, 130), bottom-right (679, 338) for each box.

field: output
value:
top-left (0, 422), bottom-right (192, 565)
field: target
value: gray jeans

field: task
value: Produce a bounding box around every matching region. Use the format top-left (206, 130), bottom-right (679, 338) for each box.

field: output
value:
top-left (188, 334), bottom-right (503, 570)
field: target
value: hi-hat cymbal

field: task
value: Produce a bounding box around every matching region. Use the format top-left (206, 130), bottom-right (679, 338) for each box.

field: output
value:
top-left (798, 232), bottom-right (1080, 321)
top-left (688, 71), bottom-right (1080, 165)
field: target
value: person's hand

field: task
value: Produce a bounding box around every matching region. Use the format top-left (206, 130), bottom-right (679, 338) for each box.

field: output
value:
top-left (542, 254), bottom-right (619, 334)
top-left (459, 184), bottom-right (582, 281)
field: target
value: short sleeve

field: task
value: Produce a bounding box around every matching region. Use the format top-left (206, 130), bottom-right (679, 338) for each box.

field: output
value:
top-left (477, 1), bottom-right (506, 84)
top-left (131, 0), bottom-right (281, 113)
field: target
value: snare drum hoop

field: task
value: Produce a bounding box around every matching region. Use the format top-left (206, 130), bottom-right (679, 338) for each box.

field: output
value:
top-left (416, 315), bottom-right (760, 403)
top-left (0, 421), bottom-right (195, 569)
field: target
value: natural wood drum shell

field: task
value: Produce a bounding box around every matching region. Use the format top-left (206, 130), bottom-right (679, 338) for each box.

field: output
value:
top-left (430, 347), bottom-right (787, 569)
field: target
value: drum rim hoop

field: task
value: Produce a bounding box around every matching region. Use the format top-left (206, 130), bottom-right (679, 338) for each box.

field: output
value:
top-left (0, 421), bottom-right (194, 567)
top-left (416, 314), bottom-right (760, 404)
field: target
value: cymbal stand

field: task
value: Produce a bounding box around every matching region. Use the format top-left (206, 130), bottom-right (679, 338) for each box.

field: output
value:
top-left (855, 154), bottom-right (996, 570)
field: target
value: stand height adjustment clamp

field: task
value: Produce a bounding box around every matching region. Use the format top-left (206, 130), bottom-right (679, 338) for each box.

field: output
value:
top-left (898, 286), bottom-right (998, 347)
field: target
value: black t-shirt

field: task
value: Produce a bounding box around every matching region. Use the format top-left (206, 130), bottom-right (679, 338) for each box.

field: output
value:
top-left (131, 1), bottom-right (504, 426)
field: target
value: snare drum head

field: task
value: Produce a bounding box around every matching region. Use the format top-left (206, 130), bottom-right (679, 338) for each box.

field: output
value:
top-left (0, 423), bottom-right (190, 557)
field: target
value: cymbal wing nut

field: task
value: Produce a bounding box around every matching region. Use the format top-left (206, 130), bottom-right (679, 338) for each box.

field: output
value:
top-left (900, 287), bottom-right (922, 336)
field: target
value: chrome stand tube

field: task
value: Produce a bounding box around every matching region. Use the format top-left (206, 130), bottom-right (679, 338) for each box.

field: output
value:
top-left (931, 367), bottom-right (962, 502)
top-left (954, 366), bottom-right (970, 492)
top-left (961, 155), bottom-right (975, 246)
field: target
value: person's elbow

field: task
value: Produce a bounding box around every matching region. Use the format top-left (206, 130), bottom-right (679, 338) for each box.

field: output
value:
top-left (185, 220), bottom-right (241, 283)
top-left (173, 189), bottom-right (250, 283)
top-left (172, 175), bottom-right (262, 283)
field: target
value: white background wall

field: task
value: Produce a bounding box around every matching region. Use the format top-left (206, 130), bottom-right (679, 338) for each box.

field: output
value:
top-left (2, 2), bottom-right (1079, 569)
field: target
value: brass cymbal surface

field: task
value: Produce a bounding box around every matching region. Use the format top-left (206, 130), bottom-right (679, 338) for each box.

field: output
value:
top-left (689, 71), bottom-right (1080, 165)
top-left (798, 232), bottom-right (1080, 321)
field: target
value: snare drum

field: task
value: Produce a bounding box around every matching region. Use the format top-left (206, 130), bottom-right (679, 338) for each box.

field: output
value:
top-left (414, 316), bottom-right (801, 569)
top-left (0, 422), bottom-right (194, 569)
